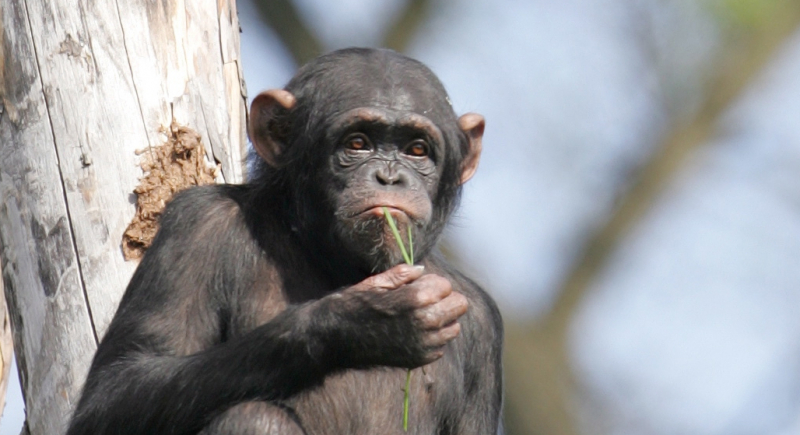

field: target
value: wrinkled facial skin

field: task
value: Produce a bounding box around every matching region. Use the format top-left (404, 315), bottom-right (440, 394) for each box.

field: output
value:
top-left (325, 107), bottom-right (445, 272)
top-left (249, 49), bottom-right (483, 279)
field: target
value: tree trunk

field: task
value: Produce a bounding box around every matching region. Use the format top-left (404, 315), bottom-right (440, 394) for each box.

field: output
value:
top-left (0, 1), bottom-right (247, 433)
top-left (0, 266), bottom-right (12, 422)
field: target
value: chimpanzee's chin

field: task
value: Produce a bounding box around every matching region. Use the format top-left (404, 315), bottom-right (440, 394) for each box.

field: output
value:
top-left (333, 217), bottom-right (406, 273)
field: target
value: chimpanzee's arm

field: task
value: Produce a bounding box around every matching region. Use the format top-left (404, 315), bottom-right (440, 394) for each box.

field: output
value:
top-left (68, 305), bottom-right (331, 435)
top-left (430, 261), bottom-right (504, 434)
top-left (67, 188), bottom-right (331, 435)
top-left (67, 187), bottom-right (464, 435)
top-left (457, 281), bottom-right (504, 434)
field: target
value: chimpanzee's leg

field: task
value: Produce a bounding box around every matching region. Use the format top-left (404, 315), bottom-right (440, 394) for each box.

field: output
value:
top-left (199, 401), bottom-right (306, 435)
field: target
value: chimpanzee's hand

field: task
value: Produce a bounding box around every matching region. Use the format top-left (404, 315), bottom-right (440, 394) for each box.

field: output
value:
top-left (322, 264), bottom-right (469, 369)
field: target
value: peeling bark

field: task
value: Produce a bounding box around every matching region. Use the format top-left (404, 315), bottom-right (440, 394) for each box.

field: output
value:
top-left (0, 1), bottom-right (246, 433)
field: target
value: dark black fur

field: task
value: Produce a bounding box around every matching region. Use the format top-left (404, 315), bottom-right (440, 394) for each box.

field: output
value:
top-left (67, 48), bottom-right (503, 435)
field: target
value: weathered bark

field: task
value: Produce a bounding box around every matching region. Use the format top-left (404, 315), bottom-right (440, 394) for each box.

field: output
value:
top-left (0, 265), bottom-right (12, 420)
top-left (0, 1), bottom-right (246, 434)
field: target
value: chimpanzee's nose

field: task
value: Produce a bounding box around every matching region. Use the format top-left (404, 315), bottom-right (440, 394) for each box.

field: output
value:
top-left (375, 163), bottom-right (405, 186)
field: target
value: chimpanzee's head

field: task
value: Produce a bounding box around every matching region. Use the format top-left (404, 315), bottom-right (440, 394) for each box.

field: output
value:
top-left (249, 48), bottom-right (484, 276)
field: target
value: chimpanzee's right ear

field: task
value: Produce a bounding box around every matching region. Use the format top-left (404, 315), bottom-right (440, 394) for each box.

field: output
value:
top-left (248, 89), bottom-right (297, 167)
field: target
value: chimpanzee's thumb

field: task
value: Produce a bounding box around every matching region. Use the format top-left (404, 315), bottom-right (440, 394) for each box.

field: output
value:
top-left (351, 264), bottom-right (425, 291)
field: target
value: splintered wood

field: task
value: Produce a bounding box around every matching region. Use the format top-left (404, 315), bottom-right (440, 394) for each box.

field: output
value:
top-left (122, 122), bottom-right (219, 260)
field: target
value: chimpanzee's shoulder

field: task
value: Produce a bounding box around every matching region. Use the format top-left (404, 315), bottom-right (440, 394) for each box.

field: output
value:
top-left (166, 184), bottom-right (249, 211)
top-left (163, 184), bottom-right (248, 216)
top-left (155, 184), bottom-right (254, 239)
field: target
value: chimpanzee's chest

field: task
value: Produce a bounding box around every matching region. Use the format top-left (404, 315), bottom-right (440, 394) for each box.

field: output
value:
top-left (287, 358), bottom-right (460, 435)
top-left (230, 274), bottom-right (468, 434)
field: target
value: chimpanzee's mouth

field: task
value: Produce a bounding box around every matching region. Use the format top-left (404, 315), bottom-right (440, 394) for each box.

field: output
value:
top-left (351, 203), bottom-right (410, 220)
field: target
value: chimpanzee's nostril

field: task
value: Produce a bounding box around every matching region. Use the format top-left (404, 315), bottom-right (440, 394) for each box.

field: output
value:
top-left (376, 165), bottom-right (401, 185)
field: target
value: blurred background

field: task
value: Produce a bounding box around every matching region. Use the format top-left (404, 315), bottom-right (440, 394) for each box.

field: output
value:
top-left (4, 0), bottom-right (800, 434)
top-left (232, 0), bottom-right (800, 433)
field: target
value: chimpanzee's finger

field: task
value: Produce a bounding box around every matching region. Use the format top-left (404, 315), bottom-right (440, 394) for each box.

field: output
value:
top-left (422, 322), bottom-right (462, 348)
top-left (416, 291), bottom-right (468, 329)
top-left (411, 274), bottom-right (453, 306)
top-left (351, 264), bottom-right (424, 291)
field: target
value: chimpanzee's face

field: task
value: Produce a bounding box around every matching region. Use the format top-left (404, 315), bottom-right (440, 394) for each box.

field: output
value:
top-left (248, 49), bottom-right (484, 277)
top-left (324, 98), bottom-right (446, 272)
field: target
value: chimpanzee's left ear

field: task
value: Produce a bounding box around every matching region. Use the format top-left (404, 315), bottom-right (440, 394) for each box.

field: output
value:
top-left (248, 89), bottom-right (297, 167)
top-left (458, 113), bottom-right (485, 184)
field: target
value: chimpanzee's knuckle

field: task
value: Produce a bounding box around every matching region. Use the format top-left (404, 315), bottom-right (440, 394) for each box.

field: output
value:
top-left (422, 336), bottom-right (441, 349)
top-left (424, 348), bottom-right (445, 364)
top-left (414, 287), bottom-right (437, 306)
top-left (371, 272), bottom-right (398, 289)
top-left (448, 292), bottom-right (469, 315)
top-left (386, 271), bottom-right (407, 288)
top-left (428, 274), bottom-right (452, 291)
top-left (393, 264), bottom-right (414, 280)
top-left (424, 322), bottom-right (461, 347)
top-left (415, 308), bottom-right (439, 329)
top-left (442, 322), bottom-right (461, 340)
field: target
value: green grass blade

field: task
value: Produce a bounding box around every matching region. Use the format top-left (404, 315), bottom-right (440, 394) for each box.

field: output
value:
top-left (403, 369), bottom-right (412, 431)
top-left (408, 227), bottom-right (414, 264)
top-left (383, 207), bottom-right (412, 265)
top-left (382, 207), bottom-right (415, 431)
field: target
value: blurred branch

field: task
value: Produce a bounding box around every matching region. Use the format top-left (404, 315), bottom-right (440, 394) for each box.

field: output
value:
top-left (504, 325), bottom-right (579, 435)
top-left (503, 3), bottom-right (800, 434)
top-left (544, 0), bottom-right (800, 340)
top-left (250, 0), bottom-right (432, 63)
top-left (381, 0), bottom-right (432, 52)
top-left (251, 0), bottom-right (323, 65)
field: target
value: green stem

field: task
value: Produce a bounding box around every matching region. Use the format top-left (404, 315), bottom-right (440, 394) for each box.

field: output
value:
top-left (382, 207), bottom-right (415, 431)
top-left (383, 207), bottom-right (412, 265)
top-left (408, 226), bottom-right (414, 266)
top-left (403, 368), bottom-right (412, 431)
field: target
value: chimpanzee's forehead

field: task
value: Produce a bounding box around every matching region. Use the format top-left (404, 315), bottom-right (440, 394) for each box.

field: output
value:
top-left (329, 76), bottom-right (446, 115)
top-left (290, 49), bottom-right (456, 122)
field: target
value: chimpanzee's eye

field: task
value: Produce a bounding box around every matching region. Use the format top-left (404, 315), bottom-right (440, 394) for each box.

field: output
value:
top-left (345, 135), bottom-right (370, 151)
top-left (405, 141), bottom-right (429, 157)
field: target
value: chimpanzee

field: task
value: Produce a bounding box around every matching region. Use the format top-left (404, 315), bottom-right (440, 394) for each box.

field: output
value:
top-left (67, 48), bottom-right (503, 435)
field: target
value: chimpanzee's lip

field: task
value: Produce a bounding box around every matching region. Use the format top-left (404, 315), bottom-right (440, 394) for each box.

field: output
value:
top-left (356, 205), bottom-right (410, 219)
